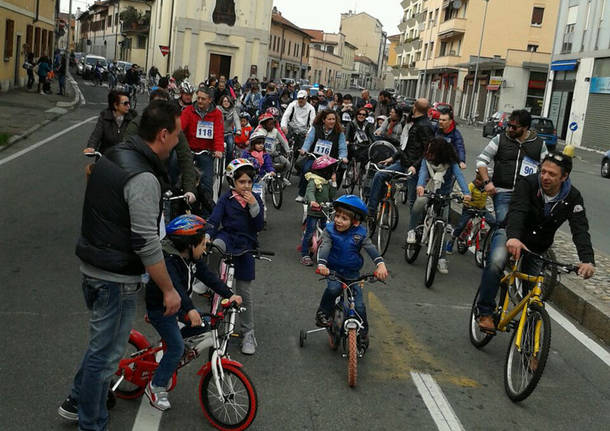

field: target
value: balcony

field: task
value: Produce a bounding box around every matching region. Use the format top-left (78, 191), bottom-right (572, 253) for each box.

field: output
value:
top-left (401, 0), bottom-right (410, 8)
top-left (416, 11), bottom-right (427, 23)
top-left (434, 54), bottom-right (461, 68)
top-left (398, 20), bottom-right (408, 32)
top-left (437, 17), bottom-right (466, 40)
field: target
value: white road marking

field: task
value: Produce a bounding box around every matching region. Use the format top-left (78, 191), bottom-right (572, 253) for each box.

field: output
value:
top-left (131, 398), bottom-right (162, 431)
top-left (411, 371), bottom-right (465, 431)
top-left (546, 304), bottom-right (610, 367)
top-left (0, 116), bottom-right (97, 167)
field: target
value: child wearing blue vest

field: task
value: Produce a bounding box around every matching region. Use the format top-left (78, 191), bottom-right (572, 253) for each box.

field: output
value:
top-left (315, 195), bottom-right (388, 348)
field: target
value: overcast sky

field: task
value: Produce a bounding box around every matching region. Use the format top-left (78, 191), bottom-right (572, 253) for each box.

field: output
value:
top-left (60, 0), bottom-right (402, 35)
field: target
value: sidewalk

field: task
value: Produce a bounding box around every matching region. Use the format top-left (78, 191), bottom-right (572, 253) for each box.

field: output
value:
top-left (0, 73), bottom-right (80, 150)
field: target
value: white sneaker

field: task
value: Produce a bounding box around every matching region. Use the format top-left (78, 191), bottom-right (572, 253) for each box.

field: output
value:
top-left (241, 330), bottom-right (257, 355)
top-left (437, 258), bottom-right (448, 274)
top-left (295, 195), bottom-right (305, 203)
top-left (145, 382), bottom-right (171, 411)
top-left (406, 230), bottom-right (416, 244)
top-left (282, 178), bottom-right (292, 187)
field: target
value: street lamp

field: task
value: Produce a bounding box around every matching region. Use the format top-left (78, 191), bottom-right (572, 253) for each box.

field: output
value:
top-left (468, 0), bottom-right (490, 123)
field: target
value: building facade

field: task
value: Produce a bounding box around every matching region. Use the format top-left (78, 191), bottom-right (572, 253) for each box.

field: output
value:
top-left (1, 0), bottom-right (58, 91)
top-left (57, 13), bottom-right (76, 52)
top-left (394, 0), bottom-right (426, 97)
top-left (77, 0), bottom-right (152, 67)
top-left (267, 8), bottom-right (311, 81)
top-left (340, 11), bottom-right (387, 86)
top-left (411, 0), bottom-right (558, 121)
top-left (147, 0), bottom-right (272, 84)
top-left (305, 29), bottom-right (344, 88)
top-left (354, 55), bottom-right (377, 89)
top-left (542, 0), bottom-right (610, 150)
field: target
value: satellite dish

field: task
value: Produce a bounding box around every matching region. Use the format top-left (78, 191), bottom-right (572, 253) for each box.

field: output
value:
top-left (453, 0), bottom-right (463, 9)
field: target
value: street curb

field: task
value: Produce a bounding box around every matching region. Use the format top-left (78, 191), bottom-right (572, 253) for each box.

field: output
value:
top-left (0, 72), bottom-right (82, 152)
top-left (448, 206), bottom-right (609, 346)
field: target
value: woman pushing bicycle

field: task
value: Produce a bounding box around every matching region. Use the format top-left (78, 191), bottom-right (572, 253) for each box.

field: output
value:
top-left (144, 215), bottom-right (242, 411)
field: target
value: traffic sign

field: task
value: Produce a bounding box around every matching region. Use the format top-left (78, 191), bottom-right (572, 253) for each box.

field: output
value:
top-left (159, 45), bottom-right (170, 56)
top-left (569, 121), bottom-right (578, 131)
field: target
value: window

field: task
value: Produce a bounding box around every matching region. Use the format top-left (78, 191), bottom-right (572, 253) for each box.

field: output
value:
top-left (41, 29), bottom-right (47, 56)
top-left (137, 36), bottom-right (146, 49)
top-left (562, 23), bottom-right (575, 53)
top-left (107, 16), bottom-right (112, 28)
top-left (531, 7), bottom-right (544, 26)
top-left (327, 45), bottom-right (334, 55)
top-left (4, 19), bottom-right (14, 60)
top-left (439, 41), bottom-right (448, 56)
top-left (115, 13), bottom-right (118, 29)
top-left (26, 25), bottom-right (33, 52)
top-left (288, 41), bottom-right (291, 56)
top-left (527, 44), bottom-right (538, 52)
top-left (34, 27), bottom-right (41, 57)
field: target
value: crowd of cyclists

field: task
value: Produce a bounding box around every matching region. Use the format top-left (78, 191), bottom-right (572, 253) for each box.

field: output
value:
top-left (61, 69), bottom-right (597, 429)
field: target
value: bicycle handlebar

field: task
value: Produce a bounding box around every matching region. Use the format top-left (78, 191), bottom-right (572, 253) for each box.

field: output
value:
top-left (521, 249), bottom-right (580, 274)
top-left (369, 163), bottom-right (413, 178)
top-left (315, 269), bottom-right (385, 285)
top-left (208, 243), bottom-right (274, 259)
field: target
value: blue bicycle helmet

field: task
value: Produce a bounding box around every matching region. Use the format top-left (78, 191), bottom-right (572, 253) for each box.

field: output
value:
top-left (333, 194), bottom-right (368, 220)
top-left (166, 214), bottom-right (206, 236)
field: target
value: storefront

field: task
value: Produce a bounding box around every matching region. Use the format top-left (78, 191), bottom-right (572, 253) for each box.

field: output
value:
top-left (582, 57), bottom-right (610, 151)
top-left (547, 59), bottom-right (578, 139)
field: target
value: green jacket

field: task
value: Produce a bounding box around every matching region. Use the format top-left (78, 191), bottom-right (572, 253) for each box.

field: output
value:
top-left (304, 173), bottom-right (337, 218)
top-left (124, 120), bottom-right (197, 194)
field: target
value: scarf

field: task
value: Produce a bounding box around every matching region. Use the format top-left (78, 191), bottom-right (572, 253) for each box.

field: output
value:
top-left (250, 150), bottom-right (265, 168)
top-left (425, 161), bottom-right (450, 192)
top-left (231, 191), bottom-right (248, 208)
top-left (304, 172), bottom-right (328, 191)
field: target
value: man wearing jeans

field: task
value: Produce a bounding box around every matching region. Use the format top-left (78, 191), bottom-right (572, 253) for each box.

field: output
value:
top-left (58, 101), bottom-right (182, 431)
top-left (474, 109), bottom-right (548, 330)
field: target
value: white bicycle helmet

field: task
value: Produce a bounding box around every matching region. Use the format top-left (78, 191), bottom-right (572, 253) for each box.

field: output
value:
top-left (225, 158), bottom-right (256, 187)
top-left (179, 80), bottom-right (194, 94)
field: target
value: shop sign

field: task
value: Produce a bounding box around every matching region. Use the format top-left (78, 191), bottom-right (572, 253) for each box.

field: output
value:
top-left (590, 76), bottom-right (610, 94)
top-left (487, 76), bottom-right (502, 91)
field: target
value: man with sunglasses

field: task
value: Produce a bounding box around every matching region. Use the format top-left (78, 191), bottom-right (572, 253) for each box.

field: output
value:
top-left (477, 152), bottom-right (595, 332)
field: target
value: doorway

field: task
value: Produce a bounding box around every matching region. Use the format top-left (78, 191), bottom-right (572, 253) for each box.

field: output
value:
top-left (209, 53), bottom-right (231, 79)
top-left (14, 35), bottom-right (21, 86)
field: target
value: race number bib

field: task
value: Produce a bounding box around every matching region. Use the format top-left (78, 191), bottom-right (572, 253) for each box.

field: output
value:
top-left (264, 137), bottom-right (275, 152)
top-left (519, 156), bottom-right (538, 177)
top-left (313, 139), bottom-right (332, 156)
top-left (252, 182), bottom-right (264, 198)
top-left (366, 116), bottom-right (375, 124)
top-left (342, 112), bottom-right (351, 122)
top-left (196, 121), bottom-right (214, 139)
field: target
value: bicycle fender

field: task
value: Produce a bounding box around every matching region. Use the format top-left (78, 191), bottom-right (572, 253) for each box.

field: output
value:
top-left (129, 329), bottom-right (150, 350)
top-left (196, 358), bottom-right (244, 376)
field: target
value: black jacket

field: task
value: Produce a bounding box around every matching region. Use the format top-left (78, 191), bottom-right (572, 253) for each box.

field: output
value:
top-left (75, 136), bottom-right (169, 275)
top-left (87, 108), bottom-right (138, 154)
top-left (346, 119), bottom-right (375, 145)
top-left (392, 114), bottom-right (434, 170)
top-left (492, 131), bottom-right (545, 190)
top-left (506, 174), bottom-right (595, 265)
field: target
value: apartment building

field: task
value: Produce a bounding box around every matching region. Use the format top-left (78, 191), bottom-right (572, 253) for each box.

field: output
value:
top-left (305, 29), bottom-right (344, 88)
top-left (267, 8), bottom-right (311, 81)
top-left (147, 0), bottom-right (271, 83)
top-left (325, 32), bottom-right (357, 89)
top-left (542, 0), bottom-right (609, 150)
top-left (394, 0), bottom-right (426, 97)
top-left (1, 0), bottom-right (57, 91)
top-left (410, 0), bottom-right (558, 120)
top-left (77, 0), bottom-right (152, 66)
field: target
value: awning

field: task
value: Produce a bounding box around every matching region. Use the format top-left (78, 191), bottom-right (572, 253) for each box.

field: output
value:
top-left (550, 59), bottom-right (578, 71)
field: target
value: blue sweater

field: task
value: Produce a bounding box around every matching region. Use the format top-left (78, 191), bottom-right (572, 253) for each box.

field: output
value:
top-left (434, 125), bottom-right (466, 163)
top-left (206, 190), bottom-right (264, 280)
top-left (417, 159), bottom-right (471, 196)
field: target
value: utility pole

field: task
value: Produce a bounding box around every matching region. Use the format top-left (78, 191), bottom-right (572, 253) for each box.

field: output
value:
top-left (66, 0), bottom-right (73, 54)
top-left (468, 0), bottom-right (490, 123)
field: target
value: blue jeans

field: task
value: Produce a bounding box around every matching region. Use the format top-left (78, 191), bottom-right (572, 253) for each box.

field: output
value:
top-left (70, 276), bottom-right (140, 431)
top-left (476, 192), bottom-right (513, 316)
top-left (193, 151), bottom-right (214, 199)
top-left (147, 309), bottom-right (185, 388)
top-left (367, 162), bottom-right (404, 215)
top-left (224, 134), bottom-right (235, 163)
top-left (451, 209), bottom-right (496, 239)
top-left (318, 271), bottom-right (368, 333)
top-left (301, 215), bottom-right (325, 257)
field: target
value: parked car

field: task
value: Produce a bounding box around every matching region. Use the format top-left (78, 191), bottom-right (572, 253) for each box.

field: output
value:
top-left (82, 55), bottom-right (107, 80)
top-left (280, 77), bottom-right (296, 86)
top-left (482, 111), bottom-right (510, 138)
top-left (601, 150), bottom-right (610, 178)
top-left (296, 79), bottom-right (310, 86)
top-left (71, 52), bottom-right (84, 68)
top-left (530, 116), bottom-right (557, 152)
top-left (428, 102), bottom-right (453, 126)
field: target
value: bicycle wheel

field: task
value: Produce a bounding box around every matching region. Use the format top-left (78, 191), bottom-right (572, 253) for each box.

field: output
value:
top-left (376, 202), bottom-right (392, 256)
top-left (347, 328), bottom-right (358, 387)
top-left (404, 225), bottom-right (422, 264)
top-left (112, 339), bottom-right (153, 399)
top-left (480, 227), bottom-right (494, 268)
top-left (474, 230), bottom-right (487, 268)
top-left (468, 286), bottom-right (495, 348)
top-left (199, 364), bottom-right (258, 431)
top-left (271, 178), bottom-right (283, 209)
top-left (390, 200), bottom-right (399, 230)
top-left (504, 304), bottom-right (551, 402)
top-left (424, 223), bottom-right (443, 288)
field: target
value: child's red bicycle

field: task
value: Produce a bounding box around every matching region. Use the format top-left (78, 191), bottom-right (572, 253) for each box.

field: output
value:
top-left (111, 300), bottom-right (258, 431)
top-left (455, 209), bottom-right (491, 268)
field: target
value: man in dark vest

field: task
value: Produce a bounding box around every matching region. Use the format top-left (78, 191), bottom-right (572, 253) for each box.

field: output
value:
top-left (58, 100), bottom-right (182, 430)
top-left (474, 109), bottom-right (548, 328)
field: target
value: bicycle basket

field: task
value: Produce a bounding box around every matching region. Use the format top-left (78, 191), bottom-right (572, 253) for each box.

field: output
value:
top-left (368, 140), bottom-right (397, 163)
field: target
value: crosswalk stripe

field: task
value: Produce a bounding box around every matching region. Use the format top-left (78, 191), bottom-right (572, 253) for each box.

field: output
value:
top-left (411, 371), bottom-right (466, 431)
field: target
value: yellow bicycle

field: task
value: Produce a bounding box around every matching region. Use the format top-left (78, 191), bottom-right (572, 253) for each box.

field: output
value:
top-left (468, 250), bottom-right (579, 401)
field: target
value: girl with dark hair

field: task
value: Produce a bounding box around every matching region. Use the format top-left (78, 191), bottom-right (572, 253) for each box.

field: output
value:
top-left (295, 109), bottom-right (347, 201)
top-left (374, 106), bottom-right (404, 146)
top-left (85, 90), bottom-right (137, 154)
top-left (217, 95), bottom-right (241, 161)
top-left (406, 137), bottom-right (471, 274)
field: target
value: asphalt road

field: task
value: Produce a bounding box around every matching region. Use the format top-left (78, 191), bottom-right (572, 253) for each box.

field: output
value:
top-left (1, 78), bottom-right (608, 431)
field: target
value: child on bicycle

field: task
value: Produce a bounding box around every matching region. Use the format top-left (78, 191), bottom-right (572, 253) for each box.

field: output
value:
top-left (446, 170), bottom-right (493, 254)
top-left (240, 129), bottom-right (275, 179)
top-left (205, 158), bottom-right (265, 355)
top-left (406, 137), bottom-right (471, 274)
top-left (235, 113), bottom-right (253, 151)
top-left (145, 214), bottom-right (242, 411)
top-left (300, 155), bottom-right (338, 266)
top-left (254, 111), bottom-right (291, 185)
top-left (315, 195), bottom-right (388, 349)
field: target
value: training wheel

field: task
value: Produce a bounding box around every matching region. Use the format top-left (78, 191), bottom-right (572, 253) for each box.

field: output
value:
top-left (299, 329), bottom-right (307, 347)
